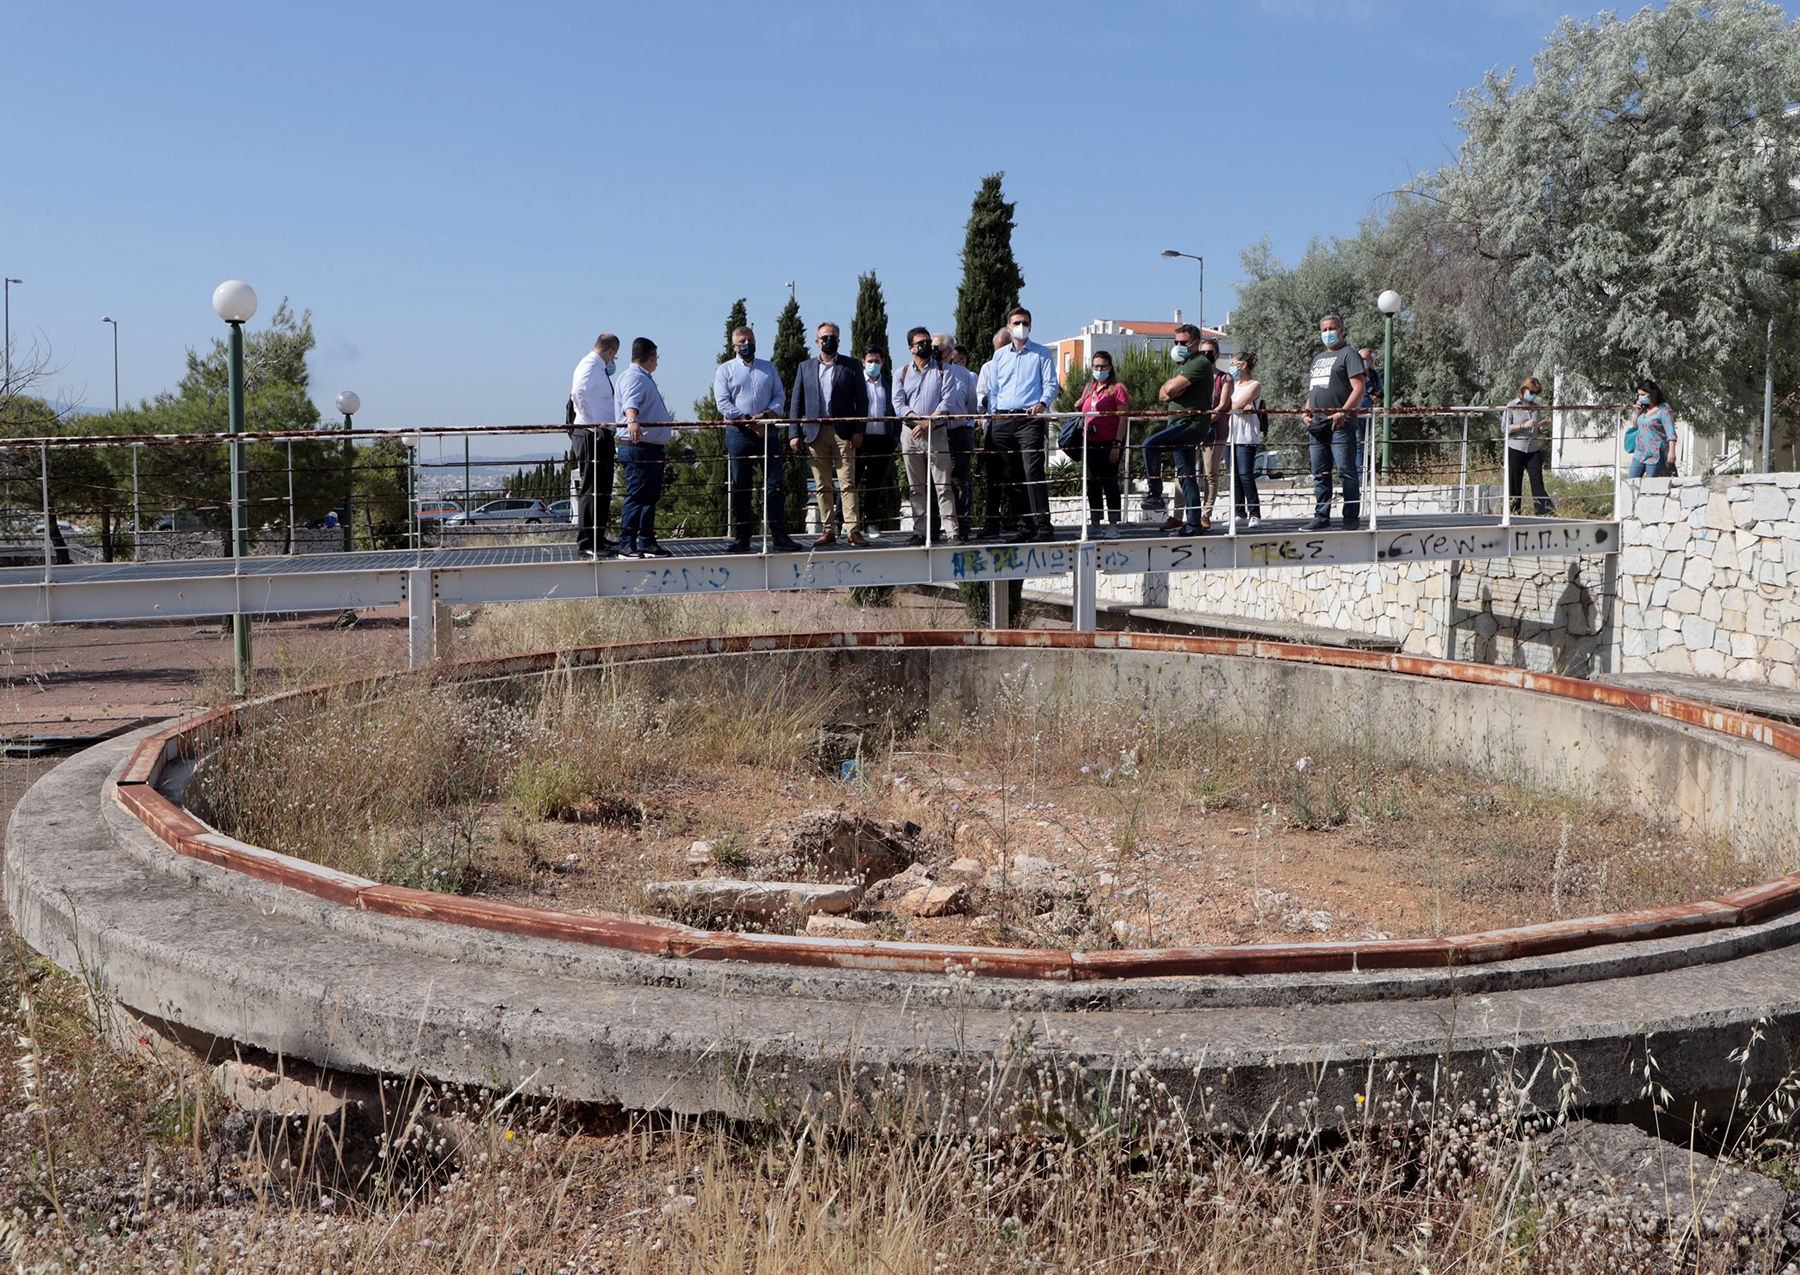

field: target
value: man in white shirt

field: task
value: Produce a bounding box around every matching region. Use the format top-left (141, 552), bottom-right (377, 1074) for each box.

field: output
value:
top-left (568, 333), bottom-right (619, 557)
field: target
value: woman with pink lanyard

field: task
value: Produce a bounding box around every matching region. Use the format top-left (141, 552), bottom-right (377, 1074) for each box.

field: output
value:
top-left (1075, 350), bottom-right (1129, 537)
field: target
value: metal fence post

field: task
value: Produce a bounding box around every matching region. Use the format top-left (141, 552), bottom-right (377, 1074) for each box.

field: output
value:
top-left (39, 443), bottom-right (51, 578)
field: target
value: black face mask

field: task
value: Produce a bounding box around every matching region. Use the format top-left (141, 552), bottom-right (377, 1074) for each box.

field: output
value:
top-left (736, 342), bottom-right (755, 361)
top-left (819, 335), bottom-right (839, 355)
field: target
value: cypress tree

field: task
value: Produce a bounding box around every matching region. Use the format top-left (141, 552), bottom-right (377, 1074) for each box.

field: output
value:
top-left (851, 270), bottom-right (891, 367)
top-left (771, 294), bottom-right (807, 403)
top-left (694, 297), bottom-right (751, 422)
top-left (770, 293), bottom-right (811, 528)
top-left (953, 173), bottom-right (1025, 372)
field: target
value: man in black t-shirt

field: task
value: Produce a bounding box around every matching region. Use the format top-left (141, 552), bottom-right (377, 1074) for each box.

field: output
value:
top-left (1302, 314), bottom-right (1368, 530)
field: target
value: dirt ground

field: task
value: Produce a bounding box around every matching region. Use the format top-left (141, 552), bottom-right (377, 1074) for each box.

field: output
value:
top-left (456, 746), bottom-right (1749, 949)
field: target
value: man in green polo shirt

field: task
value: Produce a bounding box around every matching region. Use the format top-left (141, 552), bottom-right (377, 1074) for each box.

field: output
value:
top-left (1142, 324), bottom-right (1223, 534)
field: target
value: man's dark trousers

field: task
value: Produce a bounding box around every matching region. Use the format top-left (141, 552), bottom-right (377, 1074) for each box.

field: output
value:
top-left (979, 426), bottom-right (1015, 533)
top-left (1309, 424), bottom-right (1361, 524)
top-left (989, 416), bottom-right (1051, 534)
top-left (726, 424), bottom-right (788, 542)
top-left (947, 424), bottom-right (976, 532)
top-left (571, 427), bottom-right (615, 552)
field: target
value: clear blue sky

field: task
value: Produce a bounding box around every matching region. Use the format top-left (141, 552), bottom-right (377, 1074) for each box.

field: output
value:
top-left (3, 0), bottom-right (1670, 455)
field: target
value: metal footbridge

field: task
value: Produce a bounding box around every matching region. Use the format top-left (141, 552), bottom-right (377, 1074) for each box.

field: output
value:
top-left (0, 512), bottom-right (1615, 663)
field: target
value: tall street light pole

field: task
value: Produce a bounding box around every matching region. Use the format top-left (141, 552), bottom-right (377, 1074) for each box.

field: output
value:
top-left (4, 278), bottom-right (20, 393)
top-left (336, 391), bottom-right (361, 554)
top-left (1160, 250), bottom-right (1204, 330)
top-left (212, 279), bottom-right (258, 697)
top-left (1377, 290), bottom-right (1403, 477)
top-left (101, 317), bottom-right (119, 410)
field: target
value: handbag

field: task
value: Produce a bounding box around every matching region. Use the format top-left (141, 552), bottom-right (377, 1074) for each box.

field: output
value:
top-left (1057, 415), bottom-right (1083, 453)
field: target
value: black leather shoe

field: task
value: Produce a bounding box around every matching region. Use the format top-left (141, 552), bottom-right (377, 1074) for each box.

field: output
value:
top-left (771, 537), bottom-right (804, 552)
top-left (726, 538), bottom-right (752, 553)
top-left (639, 542), bottom-right (673, 558)
top-left (904, 533), bottom-right (926, 546)
top-left (1305, 517), bottom-right (1331, 531)
top-left (1007, 528), bottom-right (1037, 544)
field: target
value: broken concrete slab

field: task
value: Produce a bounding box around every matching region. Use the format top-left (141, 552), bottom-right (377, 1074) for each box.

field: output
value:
top-left (641, 878), bottom-right (860, 926)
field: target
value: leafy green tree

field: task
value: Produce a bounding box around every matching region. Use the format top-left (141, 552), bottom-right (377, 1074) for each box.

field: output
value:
top-left (954, 174), bottom-right (1025, 371)
top-left (1427, 0), bottom-right (1800, 435)
top-left (135, 302), bottom-right (344, 549)
top-left (852, 270), bottom-right (891, 367)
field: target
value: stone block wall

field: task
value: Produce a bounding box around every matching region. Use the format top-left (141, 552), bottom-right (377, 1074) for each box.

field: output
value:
top-left (1615, 475), bottom-right (1800, 686)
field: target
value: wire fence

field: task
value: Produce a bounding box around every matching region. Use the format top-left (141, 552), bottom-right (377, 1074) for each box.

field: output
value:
top-left (0, 404), bottom-right (1631, 567)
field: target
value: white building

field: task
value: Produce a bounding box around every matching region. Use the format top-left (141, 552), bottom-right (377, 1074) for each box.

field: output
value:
top-left (1046, 312), bottom-right (1231, 378)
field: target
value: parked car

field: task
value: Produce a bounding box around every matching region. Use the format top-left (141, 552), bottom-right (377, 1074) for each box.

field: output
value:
top-left (32, 519), bottom-right (77, 535)
top-left (547, 499), bottom-right (573, 522)
top-left (444, 498), bottom-right (550, 526)
top-left (1252, 451), bottom-right (1289, 481)
top-left (417, 502), bottom-right (465, 524)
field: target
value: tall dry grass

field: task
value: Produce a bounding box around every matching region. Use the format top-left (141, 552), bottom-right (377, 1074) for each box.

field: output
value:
top-left (7, 922), bottom-right (1797, 1273)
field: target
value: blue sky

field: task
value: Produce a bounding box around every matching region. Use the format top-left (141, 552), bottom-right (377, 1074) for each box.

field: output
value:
top-left (3, 0), bottom-right (1674, 455)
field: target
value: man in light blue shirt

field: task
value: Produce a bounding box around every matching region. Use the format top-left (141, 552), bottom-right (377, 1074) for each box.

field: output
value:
top-left (985, 305), bottom-right (1060, 542)
top-left (713, 326), bottom-right (801, 553)
top-left (615, 337), bottom-right (675, 558)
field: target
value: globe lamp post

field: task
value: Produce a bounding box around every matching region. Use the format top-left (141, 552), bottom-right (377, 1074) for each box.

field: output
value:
top-left (1377, 290), bottom-right (1402, 476)
top-left (212, 280), bottom-right (257, 694)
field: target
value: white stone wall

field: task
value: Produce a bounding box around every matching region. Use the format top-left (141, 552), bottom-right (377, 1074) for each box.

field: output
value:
top-left (1615, 475), bottom-right (1800, 686)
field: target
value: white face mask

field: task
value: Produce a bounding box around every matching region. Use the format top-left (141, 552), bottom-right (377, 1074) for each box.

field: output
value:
top-left (1010, 323), bottom-right (1030, 342)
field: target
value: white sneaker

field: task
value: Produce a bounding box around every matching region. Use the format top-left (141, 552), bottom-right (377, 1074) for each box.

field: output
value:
top-left (1246, 516), bottom-right (1261, 528)
top-left (1104, 524), bottom-right (1121, 539)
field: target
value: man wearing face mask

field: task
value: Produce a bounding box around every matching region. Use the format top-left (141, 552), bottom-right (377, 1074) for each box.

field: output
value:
top-left (789, 321), bottom-right (871, 546)
top-left (715, 326), bottom-right (803, 553)
top-left (855, 345), bottom-right (898, 541)
top-left (974, 327), bottom-right (1015, 538)
top-left (939, 334), bottom-right (979, 541)
top-left (568, 332), bottom-right (620, 558)
top-left (986, 307), bottom-right (1061, 543)
top-left (1302, 314), bottom-right (1368, 531)
top-left (1143, 323), bottom-right (1220, 535)
top-left (891, 326), bottom-right (963, 545)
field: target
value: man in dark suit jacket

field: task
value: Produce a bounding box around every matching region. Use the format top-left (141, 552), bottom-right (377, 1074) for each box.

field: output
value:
top-left (788, 321), bottom-right (871, 546)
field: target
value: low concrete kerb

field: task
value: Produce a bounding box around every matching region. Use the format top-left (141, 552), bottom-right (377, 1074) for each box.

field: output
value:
top-left (6, 630), bottom-right (1800, 1120)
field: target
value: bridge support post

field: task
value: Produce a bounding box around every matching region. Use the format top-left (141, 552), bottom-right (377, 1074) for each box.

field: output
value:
top-left (989, 578), bottom-right (1011, 630)
top-left (1072, 542), bottom-right (1098, 632)
top-left (408, 568), bottom-right (434, 668)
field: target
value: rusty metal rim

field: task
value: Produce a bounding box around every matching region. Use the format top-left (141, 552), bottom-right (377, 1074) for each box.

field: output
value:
top-left (110, 629), bottom-right (1800, 982)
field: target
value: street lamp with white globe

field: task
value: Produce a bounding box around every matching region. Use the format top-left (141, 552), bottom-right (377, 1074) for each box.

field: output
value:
top-left (336, 391), bottom-right (360, 553)
top-left (213, 280), bottom-right (257, 695)
top-left (1376, 290), bottom-right (1402, 476)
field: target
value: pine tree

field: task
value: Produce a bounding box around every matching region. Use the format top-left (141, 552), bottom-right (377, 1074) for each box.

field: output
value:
top-left (954, 173), bottom-right (1025, 372)
top-left (851, 270), bottom-right (891, 367)
top-left (694, 297), bottom-right (750, 422)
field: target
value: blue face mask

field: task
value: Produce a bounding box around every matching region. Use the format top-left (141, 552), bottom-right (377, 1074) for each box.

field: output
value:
top-left (604, 360), bottom-right (617, 376)
top-left (1171, 345), bottom-right (1189, 361)
top-left (864, 362), bottom-right (882, 380)
top-left (1523, 391), bottom-right (1537, 403)
top-left (1639, 394), bottom-right (1651, 406)
top-left (1322, 330), bottom-right (1342, 349)
top-left (1092, 366), bottom-right (1110, 381)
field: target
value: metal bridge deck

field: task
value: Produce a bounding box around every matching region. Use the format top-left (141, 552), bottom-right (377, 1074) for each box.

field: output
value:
top-left (0, 513), bottom-right (1616, 628)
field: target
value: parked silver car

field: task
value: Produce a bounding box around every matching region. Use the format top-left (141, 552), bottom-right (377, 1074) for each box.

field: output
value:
top-left (444, 499), bottom-right (550, 526)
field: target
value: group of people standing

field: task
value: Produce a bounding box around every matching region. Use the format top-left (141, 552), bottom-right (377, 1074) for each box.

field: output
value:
top-left (563, 310), bottom-right (1640, 558)
top-left (565, 308), bottom-right (1067, 557)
